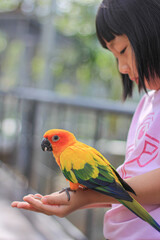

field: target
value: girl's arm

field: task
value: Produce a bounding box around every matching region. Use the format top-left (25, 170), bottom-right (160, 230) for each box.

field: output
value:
top-left (125, 168), bottom-right (160, 205)
top-left (11, 189), bottom-right (115, 217)
top-left (11, 168), bottom-right (160, 216)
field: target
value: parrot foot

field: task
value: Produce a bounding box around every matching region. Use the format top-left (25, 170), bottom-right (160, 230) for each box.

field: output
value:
top-left (59, 188), bottom-right (76, 201)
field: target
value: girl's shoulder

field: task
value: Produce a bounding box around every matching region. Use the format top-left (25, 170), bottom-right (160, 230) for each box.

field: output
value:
top-left (129, 90), bottom-right (160, 140)
top-left (143, 89), bottom-right (160, 101)
top-left (136, 90), bottom-right (160, 114)
top-left (141, 90), bottom-right (156, 103)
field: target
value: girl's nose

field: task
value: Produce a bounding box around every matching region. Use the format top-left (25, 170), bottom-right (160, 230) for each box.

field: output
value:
top-left (118, 62), bottom-right (130, 75)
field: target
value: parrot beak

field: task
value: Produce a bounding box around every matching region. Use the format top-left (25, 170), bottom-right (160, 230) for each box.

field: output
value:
top-left (41, 138), bottom-right (53, 152)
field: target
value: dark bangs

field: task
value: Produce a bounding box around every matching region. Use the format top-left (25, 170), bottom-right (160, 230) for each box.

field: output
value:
top-left (95, 5), bottom-right (115, 48)
top-left (95, 2), bottom-right (123, 48)
top-left (95, 2), bottom-right (133, 100)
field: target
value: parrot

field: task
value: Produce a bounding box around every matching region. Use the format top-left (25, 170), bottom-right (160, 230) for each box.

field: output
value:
top-left (41, 128), bottom-right (160, 232)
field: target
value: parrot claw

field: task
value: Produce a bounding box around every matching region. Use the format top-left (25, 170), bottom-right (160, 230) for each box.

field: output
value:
top-left (59, 187), bottom-right (76, 201)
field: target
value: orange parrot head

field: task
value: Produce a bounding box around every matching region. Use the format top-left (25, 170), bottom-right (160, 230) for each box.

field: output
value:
top-left (41, 129), bottom-right (76, 156)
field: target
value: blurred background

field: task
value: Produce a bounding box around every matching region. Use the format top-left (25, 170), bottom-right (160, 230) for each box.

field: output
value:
top-left (0, 0), bottom-right (141, 239)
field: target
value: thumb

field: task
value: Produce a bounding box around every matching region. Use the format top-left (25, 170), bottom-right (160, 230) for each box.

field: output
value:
top-left (41, 191), bottom-right (70, 205)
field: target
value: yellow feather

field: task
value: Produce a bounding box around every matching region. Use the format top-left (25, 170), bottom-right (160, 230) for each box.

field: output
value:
top-left (70, 170), bottom-right (78, 183)
top-left (90, 165), bottom-right (99, 178)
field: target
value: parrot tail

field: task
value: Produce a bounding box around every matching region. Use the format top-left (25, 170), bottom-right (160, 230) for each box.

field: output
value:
top-left (118, 197), bottom-right (160, 232)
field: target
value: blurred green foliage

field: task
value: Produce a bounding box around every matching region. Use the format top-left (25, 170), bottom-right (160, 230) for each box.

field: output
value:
top-left (0, 0), bottom-right (123, 100)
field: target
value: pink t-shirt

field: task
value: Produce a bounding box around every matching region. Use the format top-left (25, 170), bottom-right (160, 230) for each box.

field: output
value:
top-left (104, 90), bottom-right (160, 239)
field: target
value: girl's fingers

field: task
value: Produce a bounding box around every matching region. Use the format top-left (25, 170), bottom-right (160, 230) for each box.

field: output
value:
top-left (17, 202), bottom-right (42, 212)
top-left (34, 193), bottom-right (43, 197)
top-left (11, 193), bottom-right (42, 207)
top-left (11, 201), bottom-right (43, 213)
top-left (34, 193), bottom-right (43, 200)
top-left (11, 201), bottom-right (20, 207)
top-left (23, 195), bottom-right (44, 208)
top-left (23, 193), bottom-right (72, 216)
top-left (23, 195), bottom-right (59, 210)
top-left (12, 190), bottom-right (73, 209)
top-left (11, 191), bottom-right (77, 217)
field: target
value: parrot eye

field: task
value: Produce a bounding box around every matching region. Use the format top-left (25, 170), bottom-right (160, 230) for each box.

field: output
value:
top-left (52, 135), bottom-right (60, 142)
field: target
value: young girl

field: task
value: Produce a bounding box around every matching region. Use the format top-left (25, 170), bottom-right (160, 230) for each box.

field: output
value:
top-left (12, 0), bottom-right (160, 239)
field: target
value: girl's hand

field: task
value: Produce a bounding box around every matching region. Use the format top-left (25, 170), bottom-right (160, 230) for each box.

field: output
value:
top-left (11, 189), bottom-right (94, 217)
top-left (11, 189), bottom-right (112, 217)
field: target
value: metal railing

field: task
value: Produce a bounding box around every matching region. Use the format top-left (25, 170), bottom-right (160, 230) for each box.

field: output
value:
top-left (0, 87), bottom-right (136, 240)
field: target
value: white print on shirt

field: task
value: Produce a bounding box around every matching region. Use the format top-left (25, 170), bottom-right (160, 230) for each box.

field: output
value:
top-left (135, 113), bottom-right (154, 147)
top-left (119, 113), bottom-right (160, 179)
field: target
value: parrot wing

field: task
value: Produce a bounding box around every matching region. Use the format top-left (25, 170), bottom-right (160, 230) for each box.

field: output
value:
top-left (59, 143), bottom-right (160, 232)
top-left (60, 143), bottom-right (134, 201)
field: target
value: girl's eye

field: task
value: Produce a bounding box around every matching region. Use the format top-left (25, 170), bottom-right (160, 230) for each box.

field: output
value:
top-left (120, 47), bottom-right (127, 54)
top-left (52, 135), bottom-right (60, 142)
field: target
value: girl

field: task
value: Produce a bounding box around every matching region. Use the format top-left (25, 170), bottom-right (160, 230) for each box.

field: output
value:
top-left (12, 0), bottom-right (160, 239)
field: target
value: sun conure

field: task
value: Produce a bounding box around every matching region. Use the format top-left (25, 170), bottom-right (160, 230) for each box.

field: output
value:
top-left (41, 128), bottom-right (160, 232)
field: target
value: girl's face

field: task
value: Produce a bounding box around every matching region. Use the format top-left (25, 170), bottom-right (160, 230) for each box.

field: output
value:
top-left (105, 35), bottom-right (160, 90)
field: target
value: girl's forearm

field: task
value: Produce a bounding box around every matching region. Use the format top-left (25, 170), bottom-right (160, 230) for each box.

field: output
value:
top-left (11, 168), bottom-right (160, 216)
top-left (125, 168), bottom-right (160, 205)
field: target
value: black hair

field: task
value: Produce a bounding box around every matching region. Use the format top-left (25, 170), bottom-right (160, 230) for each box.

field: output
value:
top-left (96, 0), bottom-right (160, 100)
